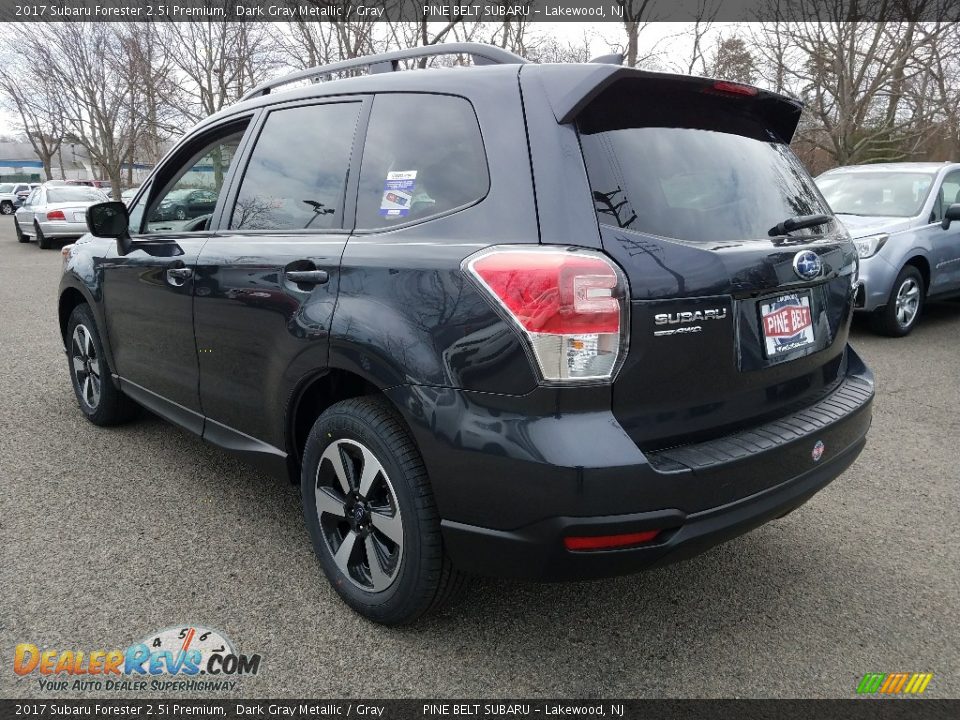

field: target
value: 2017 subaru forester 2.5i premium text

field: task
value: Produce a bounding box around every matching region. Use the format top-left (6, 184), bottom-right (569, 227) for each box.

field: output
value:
top-left (59, 44), bottom-right (873, 625)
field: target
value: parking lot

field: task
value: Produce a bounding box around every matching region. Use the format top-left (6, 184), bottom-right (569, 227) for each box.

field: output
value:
top-left (1, 219), bottom-right (958, 699)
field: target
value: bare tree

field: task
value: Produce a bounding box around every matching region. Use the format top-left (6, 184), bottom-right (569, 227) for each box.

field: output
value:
top-left (15, 24), bottom-right (142, 197)
top-left (157, 21), bottom-right (278, 123)
top-left (0, 29), bottom-right (64, 179)
top-left (751, 1), bottom-right (955, 166)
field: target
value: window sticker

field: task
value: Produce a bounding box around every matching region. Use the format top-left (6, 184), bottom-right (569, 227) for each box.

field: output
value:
top-left (379, 170), bottom-right (417, 217)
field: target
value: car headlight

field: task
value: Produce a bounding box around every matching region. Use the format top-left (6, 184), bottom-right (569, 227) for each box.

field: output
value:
top-left (852, 234), bottom-right (889, 258)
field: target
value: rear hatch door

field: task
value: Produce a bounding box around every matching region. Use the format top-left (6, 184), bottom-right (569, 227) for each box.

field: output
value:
top-left (573, 74), bottom-right (859, 450)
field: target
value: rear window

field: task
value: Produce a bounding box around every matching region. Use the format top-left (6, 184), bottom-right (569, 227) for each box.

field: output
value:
top-left (355, 94), bottom-right (488, 229)
top-left (578, 85), bottom-right (833, 243)
top-left (47, 187), bottom-right (106, 203)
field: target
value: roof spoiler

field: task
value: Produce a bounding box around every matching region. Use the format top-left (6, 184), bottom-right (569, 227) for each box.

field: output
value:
top-left (536, 64), bottom-right (804, 143)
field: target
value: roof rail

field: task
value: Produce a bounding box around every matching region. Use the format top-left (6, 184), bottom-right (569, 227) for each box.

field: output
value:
top-left (239, 42), bottom-right (528, 102)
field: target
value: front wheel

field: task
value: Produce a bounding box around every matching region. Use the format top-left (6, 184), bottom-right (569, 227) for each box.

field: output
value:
top-left (66, 304), bottom-right (137, 426)
top-left (301, 396), bottom-right (465, 625)
top-left (1, 201), bottom-right (13, 215)
top-left (14, 218), bottom-right (27, 243)
top-left (872, 265), bottom-right (924, 337)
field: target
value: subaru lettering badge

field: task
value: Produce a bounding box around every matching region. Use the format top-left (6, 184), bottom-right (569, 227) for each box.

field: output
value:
top-left (793, 250), bottom-right (822, 280)
top-left (812, 440), bottom-right (825, 462)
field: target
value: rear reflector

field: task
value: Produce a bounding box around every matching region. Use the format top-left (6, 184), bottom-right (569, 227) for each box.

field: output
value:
top-left (47, 209), bottom-right (66, 221)
top-left (564, 530), bottom-right (661, 551)
top-left (464, 246), bottom-right (628, 381)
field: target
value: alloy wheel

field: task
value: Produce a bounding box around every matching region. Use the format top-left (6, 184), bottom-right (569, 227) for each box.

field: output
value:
top-left (895, 277), bottom-right (920, 328)
top-left (315, 439), bottom-right (404, 592)
top-left (71, 324), bottom-right (101, 409)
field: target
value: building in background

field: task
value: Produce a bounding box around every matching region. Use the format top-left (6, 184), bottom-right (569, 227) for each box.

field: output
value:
top-left (0, 140), bottom-right (154, 186)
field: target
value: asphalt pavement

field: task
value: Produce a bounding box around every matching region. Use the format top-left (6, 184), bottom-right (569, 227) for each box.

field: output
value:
top-left (1, 220), bottom-right (958, 699)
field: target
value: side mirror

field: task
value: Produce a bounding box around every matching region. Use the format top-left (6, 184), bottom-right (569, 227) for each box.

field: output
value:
top-left (86, 201), bottom-right (132, 254)
top-left (942, 203), bottom-right (960, 230)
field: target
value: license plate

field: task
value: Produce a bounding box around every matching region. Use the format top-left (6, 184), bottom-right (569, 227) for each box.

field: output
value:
top-left (73, 212), bottom-right (86, 223)
top-left (760, 291), bottom-right (815, 357)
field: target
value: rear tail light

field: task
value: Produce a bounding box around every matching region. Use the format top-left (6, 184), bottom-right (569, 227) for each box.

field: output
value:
top-left (46, 210), bottom-right (66, 221)
top-left (564, 530), bottom-right (661, 551)
top-left (464, 246), bottom-right (629, 382)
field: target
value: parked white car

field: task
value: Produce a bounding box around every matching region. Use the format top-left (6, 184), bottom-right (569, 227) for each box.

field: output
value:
top-left (14, 184), bottom-right (109, 249)
top-left (0, 182), bottom-right (39, 215)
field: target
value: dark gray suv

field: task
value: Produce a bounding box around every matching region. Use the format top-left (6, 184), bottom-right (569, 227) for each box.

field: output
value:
top-left (60, 43), bottom-right (872, 624)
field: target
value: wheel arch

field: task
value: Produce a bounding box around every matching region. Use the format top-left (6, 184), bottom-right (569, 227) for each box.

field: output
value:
top-left (903, 255), bottom-right (931, 294)
top-left (286, 367), bottom-right (397, 484)
top-left (58, 286), bottom-right (91, 348)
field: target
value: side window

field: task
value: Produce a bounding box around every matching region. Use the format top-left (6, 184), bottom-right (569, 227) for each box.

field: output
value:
top-left (356, 94), bottom-right (489, 229)
top-left (127, 180), bottom-right (152, 234)
top-left (938, 172), bottom-right (960, 221)
top-left (23, 189), bottom-right (38, 206)
top-left (230, 102), bottom-right (360, 231)
top-left (142, 127), bottom-right (247, 234)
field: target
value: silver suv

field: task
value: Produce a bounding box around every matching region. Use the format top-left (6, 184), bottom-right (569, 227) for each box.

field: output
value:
top-left (816, 162), bottom-right (960, 336)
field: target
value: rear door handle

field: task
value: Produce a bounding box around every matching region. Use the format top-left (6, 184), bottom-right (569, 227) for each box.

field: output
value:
top-left (166, 267), bottom-right (193, 286)
top-left (285, 269), bottom-right (329, 285)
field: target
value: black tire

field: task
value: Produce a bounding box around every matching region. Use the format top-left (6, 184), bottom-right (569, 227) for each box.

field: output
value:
top-left (175, 207), bottom-right (187, 220)
top-left (301, 396), bottom-right (466, 625)
top-left (1, 201), bottom-right (13, 215)
top-left (66, 304), bottom-right (137, 426)
top-left (14, 218), bottom-right (27, 243)
top-left (871, 265), bottom-right (925, 337)
top-left (35, 221), bottom-right (51, 249)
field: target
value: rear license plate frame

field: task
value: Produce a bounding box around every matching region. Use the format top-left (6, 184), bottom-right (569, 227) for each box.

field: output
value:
top-left (759, 290), bottom-right (816, 359)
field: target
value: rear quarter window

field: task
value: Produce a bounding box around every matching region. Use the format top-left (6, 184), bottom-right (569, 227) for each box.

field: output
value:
top-left (355, 94), bottom-right (489, 230)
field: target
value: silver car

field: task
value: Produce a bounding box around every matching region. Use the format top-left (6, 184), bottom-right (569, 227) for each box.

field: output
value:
top-left (14, 184), bottom-right (109, 250)
top-left (816, 162), bottom-right (960, 336)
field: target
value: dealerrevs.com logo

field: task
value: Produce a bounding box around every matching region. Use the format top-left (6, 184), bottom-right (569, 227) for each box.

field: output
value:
top-left (13, 625), bottom-right (261, 693)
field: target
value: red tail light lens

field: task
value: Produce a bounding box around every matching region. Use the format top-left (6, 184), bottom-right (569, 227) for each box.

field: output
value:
top-left (464, 246), bottom-right (628, 381)
top-left (564, 530), bottom-right (661, 551)
top-left (47, 210), bottom-right (66, 221)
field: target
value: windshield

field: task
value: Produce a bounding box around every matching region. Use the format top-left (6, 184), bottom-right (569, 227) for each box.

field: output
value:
top-left (0, 184), bottom-right (14, 193)
top-left (580, 127), bottom-right (833, 243)
top-left (816, 171), bottom-right (934, 218)
top-left (47, 187), bottom-right (107, 203)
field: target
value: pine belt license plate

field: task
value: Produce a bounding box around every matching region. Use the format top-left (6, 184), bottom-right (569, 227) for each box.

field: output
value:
top-left (760, 291), bottom-right (815, 358)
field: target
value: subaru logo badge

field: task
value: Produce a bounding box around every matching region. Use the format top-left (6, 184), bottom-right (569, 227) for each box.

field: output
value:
top-left (793, 251), bottom-right (822, 280)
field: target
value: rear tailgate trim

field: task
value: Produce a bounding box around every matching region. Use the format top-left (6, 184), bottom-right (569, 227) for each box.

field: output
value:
top-left (647, 373), bottom-right (873, 473)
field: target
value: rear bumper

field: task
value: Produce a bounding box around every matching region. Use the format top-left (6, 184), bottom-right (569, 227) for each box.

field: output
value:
top-left (39, 221), bottom-right (88, 239)
top-left (386, 346), bottom-right (873, 581)
top-left (442, 434), bottom-right (864, 580)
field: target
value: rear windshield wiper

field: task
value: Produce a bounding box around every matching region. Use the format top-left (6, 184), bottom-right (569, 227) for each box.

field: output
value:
top-left (768, 214), bottom-right (832, 237)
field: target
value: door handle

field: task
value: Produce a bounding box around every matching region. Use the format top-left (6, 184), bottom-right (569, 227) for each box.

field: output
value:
top-left (166, 267), bottom-right (193, 286)
top-left (285, 269), bottom-right (329, 285)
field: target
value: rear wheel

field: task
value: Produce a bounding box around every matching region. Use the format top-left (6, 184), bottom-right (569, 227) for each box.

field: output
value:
top-left (301, 396), bottom-right (465, 625)
top-left (14, 218), bottom-right (27, 243)
top-left (35, 221), bottom-right (51, 249)
top-left (66, 304), bottom-right (136, 426)
top-left (872, 265), bottom-right (924, 337)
